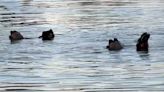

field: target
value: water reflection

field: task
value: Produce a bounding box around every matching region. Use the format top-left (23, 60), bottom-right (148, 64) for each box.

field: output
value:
top-left (10, 40), bottom-right (23, 44)
top-left (0, 0), bottom-right (164, 92)
top-left (137, 52), bottom-right (150, 61)
top-left (77, 1), bottom-right (100, 6)
top-left (21, 0), bottom-right (33, 6)
top-left (0, 5), bottom-right (7, 10)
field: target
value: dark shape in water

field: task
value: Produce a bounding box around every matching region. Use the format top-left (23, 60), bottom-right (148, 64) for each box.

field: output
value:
top-left (136, 32), bottom-right (150, 52)
top-left (39, 29), bottom-right (55, 40)
top-left (9, 29), bottom-right (54, 42)
top-left (9, 31), bottom-right (24, 41)
top-left (106, 38), bottom-right (123, 50)
top-left (9, 31), bottom-right (34, 42)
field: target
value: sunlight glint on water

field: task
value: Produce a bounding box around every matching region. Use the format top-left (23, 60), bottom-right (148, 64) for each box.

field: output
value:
top-left (0, 0), bottom-right (164, 91)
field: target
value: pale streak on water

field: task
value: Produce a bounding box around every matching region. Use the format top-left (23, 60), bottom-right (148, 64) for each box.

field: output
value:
top-left (0, 0), bottom-right (164, 92)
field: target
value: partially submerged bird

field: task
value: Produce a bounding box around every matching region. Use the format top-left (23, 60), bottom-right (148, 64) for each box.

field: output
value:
top-left (106, 38), bottom-right (123, 50)
top-left (9, 31), bottom-right (24, 41)
top-left (39, 29), bottom-right (55, 40)
top-left (136, 32), bottom-right (150, 51)
top-left (9, 29), bottom-right (55, 41)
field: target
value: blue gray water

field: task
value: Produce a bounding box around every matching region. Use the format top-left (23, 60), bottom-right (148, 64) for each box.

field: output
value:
top-left (0, 0), bottom-right (164, 91)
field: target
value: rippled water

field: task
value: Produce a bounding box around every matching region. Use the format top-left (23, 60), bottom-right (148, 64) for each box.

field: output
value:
top-left (0, 0), bottom-right (164, 91)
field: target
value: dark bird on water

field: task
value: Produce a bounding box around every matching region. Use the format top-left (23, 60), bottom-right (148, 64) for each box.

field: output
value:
top-left (9, 29), bottom-right (55, 41)
top-left (106, 38), bottom-right (123, 51)
top-left (136, 32), bottom-right (150, 52)
top-left (39, 29), bottom-right (55, 40)
top-left (9, 31), bottom-right (24, 41)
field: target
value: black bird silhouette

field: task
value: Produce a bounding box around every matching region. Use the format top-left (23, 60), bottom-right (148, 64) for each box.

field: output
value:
top-left (136, 32), bottom-right (150, 51)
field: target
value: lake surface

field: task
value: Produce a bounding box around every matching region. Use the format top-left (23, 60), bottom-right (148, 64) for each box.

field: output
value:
top-left (0, 0), bottom-right (164, 91)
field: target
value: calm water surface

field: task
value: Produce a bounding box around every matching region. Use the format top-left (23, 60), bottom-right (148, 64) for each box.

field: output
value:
top-left (0, 0), bottom-right (164, 91)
